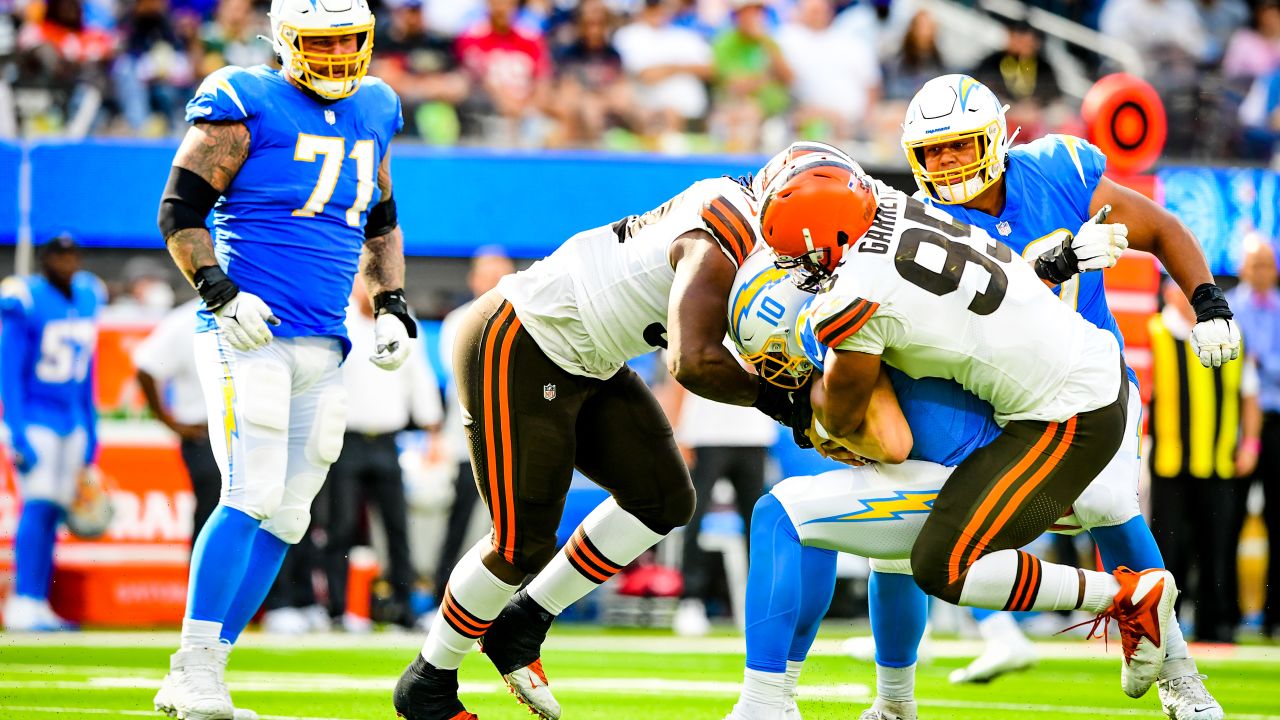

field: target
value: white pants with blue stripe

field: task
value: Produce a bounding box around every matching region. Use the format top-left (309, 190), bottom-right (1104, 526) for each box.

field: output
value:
top-left (193, 332), bottom-right (347, 544)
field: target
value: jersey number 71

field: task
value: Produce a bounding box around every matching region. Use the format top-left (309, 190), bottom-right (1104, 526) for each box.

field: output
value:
top-left (292, 134), bottom-right (376, 227)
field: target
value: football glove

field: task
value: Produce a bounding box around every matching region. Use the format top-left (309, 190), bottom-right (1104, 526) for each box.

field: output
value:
top-left (370, 289), bottom-right (418, 371)
top-left (1034, 205), bottom-right (1128, 284)
top-left (1189, 283), bottom-right (1241, 368)
top-left (213, 291), bottom-right (280, 351)
top-left (753, 375), bottom-right (796, 425)
top-left (194, 265), bottom-right (279, 351)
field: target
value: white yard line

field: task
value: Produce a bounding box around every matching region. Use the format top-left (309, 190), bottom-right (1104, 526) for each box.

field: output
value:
top-left (4, 631), bottom-right (1278, 662)
top-left (0, 707), bottom-right (360, 720)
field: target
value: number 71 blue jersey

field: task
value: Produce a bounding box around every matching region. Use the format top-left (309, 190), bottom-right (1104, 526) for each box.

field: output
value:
top-left (184, 65), bottom-right (404, 354)
top-left (0, 273), bottom-right (104, 435)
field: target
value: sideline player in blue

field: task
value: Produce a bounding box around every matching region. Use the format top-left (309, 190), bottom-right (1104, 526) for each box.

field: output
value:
top-left (150, 0), bottom-right (413, 717)
top-left (844, 75), bottom-right (1237, 720)
top-left (1, 235), bottom-right (104, 632)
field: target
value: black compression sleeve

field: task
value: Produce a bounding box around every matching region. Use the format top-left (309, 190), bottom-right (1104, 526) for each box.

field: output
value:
top-left (157, 166), bottom-right (221, 239)
top-left (364, 194), bottom-right (398, 239)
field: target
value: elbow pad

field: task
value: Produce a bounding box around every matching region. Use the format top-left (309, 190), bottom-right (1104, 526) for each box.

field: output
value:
top-left (158, 166), bottom-right (221, 240)
top-left (365, 193), bottom-right (398, 239)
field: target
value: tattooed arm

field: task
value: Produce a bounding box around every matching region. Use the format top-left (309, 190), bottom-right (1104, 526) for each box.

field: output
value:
top-left (161, 120), bottom-right (250, 285)
top-left (359, 151), bottom-right (406, 297)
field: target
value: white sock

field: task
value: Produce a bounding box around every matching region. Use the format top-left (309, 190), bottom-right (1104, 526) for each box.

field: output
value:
top-left (1159, 612), bottom-right (1197, 679)
top-left (421, 537), bottom-right (519, 670)
top-left (784, 660), bottom-right (803, 698)
top-left (527, 498), bottom-right (663, 615)
top-left (180, 618), bottom-right (223, 651)
top-left (876, 662), bottom-right (916, 702)
top-left (958, 550), bottom-right (1116, 612)
top-left (742, 668), bottom-right (788, 708)
top-left (1079, 569), bottom-right (1121, 613)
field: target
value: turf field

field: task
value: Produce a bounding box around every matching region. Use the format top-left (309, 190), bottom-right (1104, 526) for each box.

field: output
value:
top-left (2, 629), bottom-right (1279, 720)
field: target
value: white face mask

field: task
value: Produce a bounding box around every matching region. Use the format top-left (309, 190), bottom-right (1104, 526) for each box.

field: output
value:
top-left (140, 281), bottom-right (175, 311)
top-left (935, 176), bottom-right (986, 204)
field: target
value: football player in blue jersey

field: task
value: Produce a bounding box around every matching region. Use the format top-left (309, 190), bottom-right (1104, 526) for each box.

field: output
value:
top-left (1, 235), bottom-right (104, 632)
top-left (840, 75), bottom-right (1234, 720)
top-left (150, 0), bottom-right (412, 717)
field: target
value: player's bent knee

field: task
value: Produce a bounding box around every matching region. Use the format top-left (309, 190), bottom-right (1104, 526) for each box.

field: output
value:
top-left (869, 557), bottom-right (913, 575)
top-left (306, 386), bottom-right (347, 467)
top-left (263, 508), bottom-right (310, 544)
top-left (909, 540), bottom-right (956, 601)
top-left (1071, 481), bottom-right (1140, 532)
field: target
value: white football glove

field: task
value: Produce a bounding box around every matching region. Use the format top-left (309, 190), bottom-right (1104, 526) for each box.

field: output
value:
top-left (1190, 317), bottom-right (1241, 368)
top-left (370, 312), bottom-right (412, 371)
top-left (1070, 205), bottom-right (1129, 272)
top-left (212, 291), bottom-right (279, 351)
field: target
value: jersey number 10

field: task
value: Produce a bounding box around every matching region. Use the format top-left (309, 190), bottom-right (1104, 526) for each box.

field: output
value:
top-left (292, 134), bottom-right (376, 227)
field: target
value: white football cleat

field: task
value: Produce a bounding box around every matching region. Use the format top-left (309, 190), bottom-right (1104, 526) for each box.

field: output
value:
top-left (858, 698), bottom-right (918, 720)
top-left (674, 598), bottom-right (711, 637)
top-left (500, 659), bottom-right (560, 720)
top-left (948, 631), bottom-right (1036, 683)
top-left (154, 648), bottom-right (233, 720)
top-left (3, 594), bottom-right (76, 632)
top-left (1112, 568), bottom-right (1178, 698)
top-left (1158, 673), bottom-right (1224, 720)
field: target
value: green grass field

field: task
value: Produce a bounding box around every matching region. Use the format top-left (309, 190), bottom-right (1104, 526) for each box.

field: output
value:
top-left (3, 629), bottom-right (1279, 720)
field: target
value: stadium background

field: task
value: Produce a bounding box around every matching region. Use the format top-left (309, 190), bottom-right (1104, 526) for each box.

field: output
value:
top-left (0, 0), bottom-right (1278, 717)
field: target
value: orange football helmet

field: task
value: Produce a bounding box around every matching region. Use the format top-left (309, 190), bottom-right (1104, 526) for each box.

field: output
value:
top-left (759, 154), bottom-right (878, 291)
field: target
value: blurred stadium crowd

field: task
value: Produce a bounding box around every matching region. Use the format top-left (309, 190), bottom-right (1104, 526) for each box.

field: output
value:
top-left (0, 0), bottom-right (1278, 164)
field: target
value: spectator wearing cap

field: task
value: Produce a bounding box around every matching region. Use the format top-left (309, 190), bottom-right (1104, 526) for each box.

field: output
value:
top-left (455, 0), bottom-right (554, 145)
top-left (971, 21), bottom-right (1063, 141)
top-left (1229, 235), bottom-right (1280, 638)
top-left (710, 0), bottom-right (793, 152)
top-left (548, 0), bottom-right (636, 147)
top-left (373, 0), bottom-right (469, 144)
top-left (433, 248), bottom-right (516, 606)
top-left (779, 0), bottom-right (880, 143)
top-left (613, 0), bottom-right (713, 146)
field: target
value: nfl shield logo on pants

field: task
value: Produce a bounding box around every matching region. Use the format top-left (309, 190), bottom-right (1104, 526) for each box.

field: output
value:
top-left (543, 383), bottom-right (557, 401)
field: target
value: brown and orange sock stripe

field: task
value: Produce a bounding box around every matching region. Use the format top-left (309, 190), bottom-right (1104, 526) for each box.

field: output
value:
top-left (1003, 550), bottom-right (1044, 612)
top-left (564, 527), bottom-right (625, 584)
top-left (440, 587), bottom-right (493, 640)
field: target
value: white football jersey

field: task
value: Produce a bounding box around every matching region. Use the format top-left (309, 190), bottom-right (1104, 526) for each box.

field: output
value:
top-left (497, 177), bottom-right (757, 379)
top-left (808, 183), bottom-right (1121, 424)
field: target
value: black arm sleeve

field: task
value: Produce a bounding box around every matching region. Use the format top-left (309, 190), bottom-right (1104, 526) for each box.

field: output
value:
top-left (364, 193), bottom-right (398, 239)
top-left (157, 166), bottom-right (221, 240)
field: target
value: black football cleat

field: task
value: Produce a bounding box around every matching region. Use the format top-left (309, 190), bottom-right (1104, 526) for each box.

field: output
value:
top-left (479, 590), bottom-right (561, 720)
top-left (392, 654), bottom-right (477, 720)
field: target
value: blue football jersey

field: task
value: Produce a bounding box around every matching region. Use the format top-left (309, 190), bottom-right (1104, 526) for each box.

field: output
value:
top-left (798, 298), bottom-right (1000, 467)
top-left (0, 272), bottom-right (104, 435)
top-left (185, 65), bottom-right (404, 352)
top-left (923, 134), bottom-right (1137, 385)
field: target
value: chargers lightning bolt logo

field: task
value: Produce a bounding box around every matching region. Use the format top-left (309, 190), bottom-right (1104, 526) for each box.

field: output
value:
top-left (802, 490), bottom-right (938, 525)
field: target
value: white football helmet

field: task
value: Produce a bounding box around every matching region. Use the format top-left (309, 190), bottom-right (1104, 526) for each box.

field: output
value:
top-left (901, 74), bottom-right (1016, 204)
top-left (65, 466), bottom-right (115, 540)
top-left (752, 141), bottom-right (856, 201)
top-left (269, 0), bottom-right (375, 100)
top-left (727, 246), bottom-right (816, 389)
